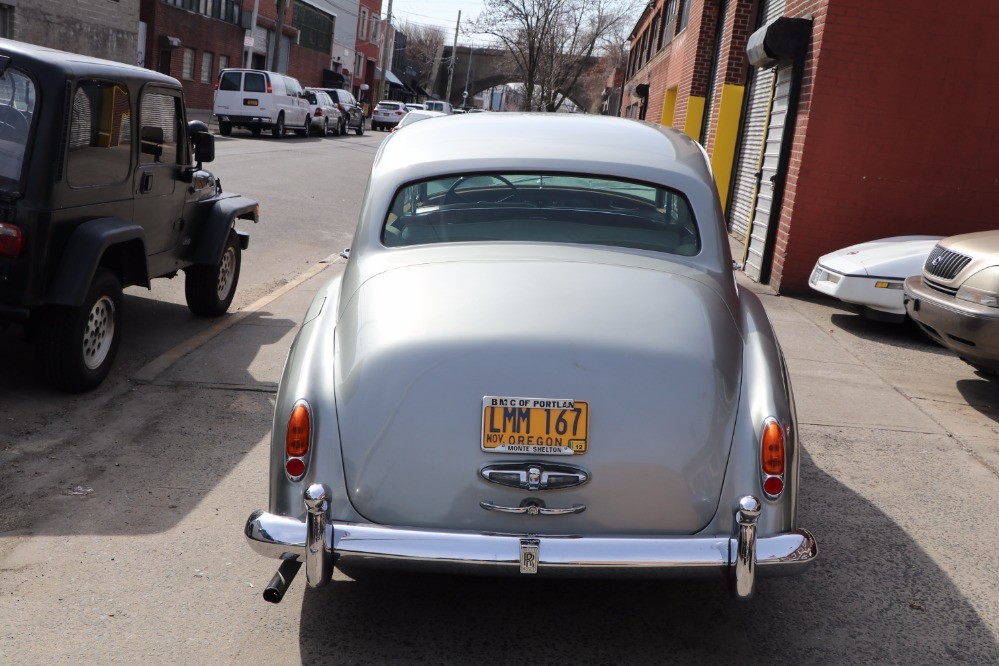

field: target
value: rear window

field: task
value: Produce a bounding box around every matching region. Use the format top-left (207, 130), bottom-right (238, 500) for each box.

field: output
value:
top-left (377, 103), bottom-right (401, 110)
top-left (219, 71), bottom-right (241, 91)
top-left (244, 72), bottom-right (266, 93)
top-left (67, 81), bottom-right (132, 188)
top-left (0, 66), bottom-right (37, 193)
top-left (383, 173), bottom-right (700, 256)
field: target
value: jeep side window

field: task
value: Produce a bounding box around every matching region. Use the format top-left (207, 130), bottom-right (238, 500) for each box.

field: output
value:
top-left (67, 81), bottom-right (132, 187)
top-left (244, 73), bottom-right (266, 93)
top-left (140, 92), bottom-right (180, 165)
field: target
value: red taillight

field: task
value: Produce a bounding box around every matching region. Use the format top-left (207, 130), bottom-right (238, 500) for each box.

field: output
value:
top-left (285, 401), bottom-right (311, 480)
top-left (395, 111), bottom-right (403, 115)
top-left (0, 223), bottom-right (22, 258)
top-left (266, 80), bottom-right (273, 94)
top-left (336, 103), bottom-right (344, 112)
top-left (314, 108), bottom-right (322, 116)
top-left (760, 417), bottom-right (786, 498)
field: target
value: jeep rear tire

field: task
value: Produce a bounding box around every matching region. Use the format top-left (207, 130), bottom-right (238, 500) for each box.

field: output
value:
top-left (35, 268), bottom-right (123, 393)
top-left (185, 230), bottom-right (241, 317)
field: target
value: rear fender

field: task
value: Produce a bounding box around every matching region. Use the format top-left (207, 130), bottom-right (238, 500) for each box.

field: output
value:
top-left (268, 276), bottom-right (360, 522)
top-left (190, 194), bottom-right (258, 266)
top-left (720, 288), bottom-right (799, 536)
top-left (45, 217), bottom-right (148, 307)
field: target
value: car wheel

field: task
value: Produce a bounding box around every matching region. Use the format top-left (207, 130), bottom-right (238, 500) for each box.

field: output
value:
top-left (35, 268), bottom-right (123, 392)
top-left (251, 127), bottom-right (262, 137)
top-left (321, 118), bottom-right (329, 137)
top-left (219, 121), bottom-right (232, 137)
top-left (184, 230), bottom-right (241, 317)
top-left (272, 114), bottom-right (285, 138)
top-left (356, 119), bottom-right (365, 136)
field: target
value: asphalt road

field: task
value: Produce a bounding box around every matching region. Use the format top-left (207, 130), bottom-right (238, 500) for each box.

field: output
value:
top-left (1, 130), bottom-right (997, 663)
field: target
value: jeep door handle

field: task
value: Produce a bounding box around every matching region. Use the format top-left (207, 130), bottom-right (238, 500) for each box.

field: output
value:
top-left (140, 172), bottom-right (153, 193)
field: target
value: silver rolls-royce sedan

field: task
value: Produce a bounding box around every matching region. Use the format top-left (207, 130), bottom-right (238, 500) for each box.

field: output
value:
top-left (245, 113), bottom-right (817, 603)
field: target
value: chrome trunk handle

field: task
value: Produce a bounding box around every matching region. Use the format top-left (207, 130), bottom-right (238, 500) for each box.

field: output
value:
top-left (480, 499), bottom-right (585, 516)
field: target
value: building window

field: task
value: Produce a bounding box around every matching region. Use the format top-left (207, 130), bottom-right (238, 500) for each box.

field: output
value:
top-left (355, 52), bottom-right (363, 79)
top-left (164, 0), bottom-right (242, 25)
top-left (293, 1), bottom-right (334, 54)
top-left (67, 81), bottom-right (132, 187)
top-left (218, 54), bottom-right (230, 73)
top-left (359, 8), bottom-right (368, 40)
top-left (182, 48), bottom-right (195, 80)
top-left (370, 17), bottom-right (380, 44)
top-left (662, 0), bottom-right (678, 45)
top-left (677, 0), bottom-right (690, 34)
top-left (200, 52), bottom-right (213, 83)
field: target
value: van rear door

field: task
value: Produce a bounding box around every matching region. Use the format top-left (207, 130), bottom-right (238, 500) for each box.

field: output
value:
top-left (212, 70), bottom-right (243, 116)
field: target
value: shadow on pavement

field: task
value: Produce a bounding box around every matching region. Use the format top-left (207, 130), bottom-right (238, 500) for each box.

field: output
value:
top-left (957, 378), bottom-right (999, 424)
top-left (296, 450), bottom-right (998, 663)
top-left (0, 296), bottom-right (292, 536)
top-left (827, 311), bottom-right (949, 354)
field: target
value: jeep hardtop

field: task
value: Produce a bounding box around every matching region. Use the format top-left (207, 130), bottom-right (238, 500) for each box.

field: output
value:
top-left (0, 39), bottom-right (259, 391)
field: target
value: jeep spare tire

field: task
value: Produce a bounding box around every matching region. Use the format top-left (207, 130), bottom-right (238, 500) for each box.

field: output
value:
top-left (36, 268), bottom-right (123, 392)
top-left (185, 230), bottom-right (241, 317)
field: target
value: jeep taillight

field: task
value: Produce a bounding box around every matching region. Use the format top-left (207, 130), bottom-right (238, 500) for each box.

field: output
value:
top-left (0, 223), bottom-right (22, 258)
top-left (285, 400), bottom-right (312, 480)
top-left (760, 417), bottom-right (785, 499)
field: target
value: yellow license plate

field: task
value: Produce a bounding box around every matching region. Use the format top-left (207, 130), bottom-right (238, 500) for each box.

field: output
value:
top-left (481, 396), bottom-right (588, 455)
top-left (243, 98), bottom-right (259, 106)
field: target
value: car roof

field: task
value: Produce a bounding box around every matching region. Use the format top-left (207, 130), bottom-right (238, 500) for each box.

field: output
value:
top-left (0, 38), bottom-right (179, 88)
top-left (375, 113), bottom-right (712, 185)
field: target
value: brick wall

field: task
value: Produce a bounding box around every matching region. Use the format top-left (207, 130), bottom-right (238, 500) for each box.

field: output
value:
top-left (770, 0), bottom-right (999, 293)
top-left (14, 0), bottom-right (139, 64)
top-left (141, 0), bottom-right (245, 111)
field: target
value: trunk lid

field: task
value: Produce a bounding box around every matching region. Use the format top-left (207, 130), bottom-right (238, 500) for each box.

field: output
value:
top-left (334, 259), bottom-right (742, 535)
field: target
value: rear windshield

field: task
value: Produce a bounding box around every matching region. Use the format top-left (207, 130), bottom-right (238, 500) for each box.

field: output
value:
top-left (383, 173), bottom-right (700, 256)
top-left (219, 71), bottom-right (241, 91)
top-left (0, 66), bottom-right (37, 194)
top-left (377, 103), bottom-right (401, 110)
top-left (244, 72), bottom-right (266, 93)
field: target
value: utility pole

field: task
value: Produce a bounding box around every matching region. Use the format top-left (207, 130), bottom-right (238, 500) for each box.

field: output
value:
top-left (373, 0), bottom-right (394, 104)
top-left (242, 0), bottom-right (260, 68)
top-left (444, 11), bottom-right (460, 106)
top-left (269, 0), bottom-right (289, 72)
top-left (462, 46), bottom-right (473, 109)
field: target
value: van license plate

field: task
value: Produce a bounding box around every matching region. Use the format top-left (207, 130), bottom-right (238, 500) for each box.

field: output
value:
top-left (481, 396), bottom-right (588, 455)
top-left (243, 98), bottom-right (259, 106)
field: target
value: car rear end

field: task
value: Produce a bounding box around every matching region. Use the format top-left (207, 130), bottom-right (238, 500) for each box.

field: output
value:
top-left (0, 52), bottom-right (41, 324)
top-left (214, 69), bottom-right (275, 135)
top-left (372, 101), bottom-right (406, 131)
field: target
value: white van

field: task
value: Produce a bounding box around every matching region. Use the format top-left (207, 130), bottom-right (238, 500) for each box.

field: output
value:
top-left (423, 100), bottom-right (454, 115)
top-left (213, 69), bottom-right (311, 138)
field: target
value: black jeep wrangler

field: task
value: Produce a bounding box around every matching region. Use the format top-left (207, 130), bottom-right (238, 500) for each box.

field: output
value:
top-left (0, 39), bottom-right (259, 392)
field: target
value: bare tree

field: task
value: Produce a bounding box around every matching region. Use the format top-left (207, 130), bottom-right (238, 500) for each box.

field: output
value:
top-left (469, 0), bottom-right (640, 112)
top-left (399, 21), bottom-right (447, 91)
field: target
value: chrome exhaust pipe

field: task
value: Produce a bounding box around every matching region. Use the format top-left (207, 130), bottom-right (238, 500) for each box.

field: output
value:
top-left (263, 559), bottom-right (302, 604)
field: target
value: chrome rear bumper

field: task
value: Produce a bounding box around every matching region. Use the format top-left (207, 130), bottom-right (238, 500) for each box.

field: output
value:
top-left (246, 486), bottom-right (816, 600)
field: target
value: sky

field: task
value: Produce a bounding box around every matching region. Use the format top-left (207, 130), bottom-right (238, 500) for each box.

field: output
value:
top-left (386, 0), bottom-right (497, 47)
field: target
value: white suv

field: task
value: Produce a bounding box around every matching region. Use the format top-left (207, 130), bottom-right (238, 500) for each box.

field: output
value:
top-left (371, 101), bottom-right (408, 131)
top-left (213, 69), bottom-right (311, 138)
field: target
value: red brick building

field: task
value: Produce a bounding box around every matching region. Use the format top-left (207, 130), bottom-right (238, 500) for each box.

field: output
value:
top-left (622, 0), bottom-right (999, 293)
top-left (354, 0), bottom-right (383, 108)
top-left (141, 1), bottom-right (343, 112)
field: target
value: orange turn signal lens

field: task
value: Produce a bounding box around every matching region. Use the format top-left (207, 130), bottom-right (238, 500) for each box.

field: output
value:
top-left (761, 418), bottom-right (785, 476)
top-left (286, 402), bottom-right (311, 458)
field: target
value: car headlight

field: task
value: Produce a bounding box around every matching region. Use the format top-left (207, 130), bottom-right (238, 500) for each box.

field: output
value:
top-left (956, 266), bottom-right (999, 307)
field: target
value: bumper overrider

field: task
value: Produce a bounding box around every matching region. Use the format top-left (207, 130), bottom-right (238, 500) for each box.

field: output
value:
top-left (246, 485), bottom-right (816, 602)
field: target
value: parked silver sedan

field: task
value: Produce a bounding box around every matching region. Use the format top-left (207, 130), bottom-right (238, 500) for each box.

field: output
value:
top-left (245, 114), bottom-right (817, 603)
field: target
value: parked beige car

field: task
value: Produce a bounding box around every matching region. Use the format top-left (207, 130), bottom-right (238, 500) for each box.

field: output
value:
top-left (904, 231), bottom-right (999, 376)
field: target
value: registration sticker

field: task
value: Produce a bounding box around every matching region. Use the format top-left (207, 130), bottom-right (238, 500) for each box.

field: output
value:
top-left (481, 396), bottom-right (588, 455)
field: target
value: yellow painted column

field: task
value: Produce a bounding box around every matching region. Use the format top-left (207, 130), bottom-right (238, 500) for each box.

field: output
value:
top-left (661, 88), bottom-right (678, 127)
top-left (710, 83), bottom-right (746, 213)
top-left (683, 95), bottom-right (706, 142)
